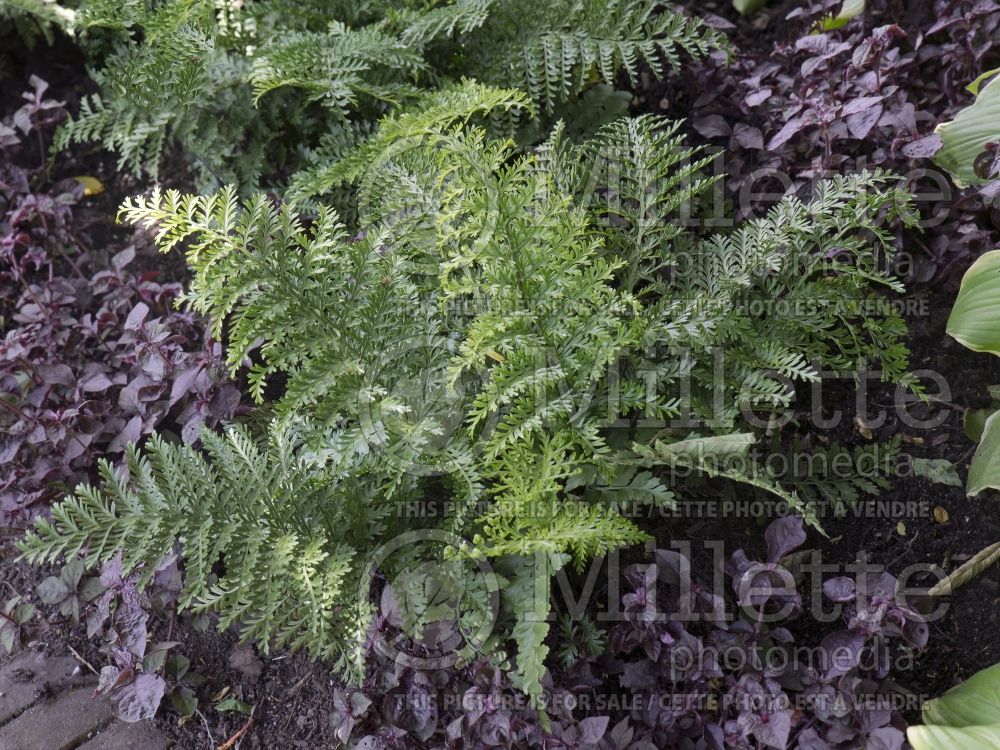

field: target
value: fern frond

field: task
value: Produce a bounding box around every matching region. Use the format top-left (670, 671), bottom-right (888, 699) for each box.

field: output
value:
top-left (0, 0), bottom-right (75, 44)
top-left (250, 23), bottom-right (426, 111)
top-left (104, 117), bottom-right (918, 703)
top-left (394, 0), bottom-right (494, 46)
top-left (285, 80), bottom-right (532, 204)
top-left (457, 0), bottom-right (728, 112)
top-left (18, 425), bottom-right (379, 679)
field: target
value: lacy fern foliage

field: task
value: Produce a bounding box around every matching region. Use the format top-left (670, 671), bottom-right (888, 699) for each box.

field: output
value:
top-left (53, 0), bottom-right (725, 191)
top-left (1, 0), bottom-right (74, 46)
top-left (19, 425), bottom-right (376, 678)
top-left (31, 93), bottom-right (917, 695)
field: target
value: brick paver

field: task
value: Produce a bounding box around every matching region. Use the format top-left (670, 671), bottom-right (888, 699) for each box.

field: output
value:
top-left (77, 719), bottom-right (170, 750)
top-left (0, 650), bottom-right (81, 725)
top-left (0, 648), bottom-right (172, 750)
top-left (0, 686), bottom-right (112, 750)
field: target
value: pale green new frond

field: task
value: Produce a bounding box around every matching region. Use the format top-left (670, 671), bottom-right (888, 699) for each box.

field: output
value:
top-left (498, 553), bottom-right (562, 702)
top-left (285, 80), bottom-right (531, 204)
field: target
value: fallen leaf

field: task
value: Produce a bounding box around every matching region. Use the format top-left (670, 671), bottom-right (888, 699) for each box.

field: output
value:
top-left (73, 175), bottom-right (105, 196)
top-left (911, 458), bottom-right (963, 488)
top-left (933, 506), bottom-right (950, 524)
top-left (216, 697), bottom-right (252, 713)
top-left (896, 520), bottom-right (907, 536)
top-left (901, 133), bottom-right (943, 159)
top-left (929, 541), bottom-right (1000, 597)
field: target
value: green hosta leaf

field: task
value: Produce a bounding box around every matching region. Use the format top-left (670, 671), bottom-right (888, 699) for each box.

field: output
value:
top-left (968, 410), bottom-right (1000, 496)
top-left (965, 407), bottom-right (998, 443)
top-left (911, 458), bottom-right (963, 488)
top-left (922, 663), bottom-right (1000, 727)
top-left (968, 68), bottom-right (1000, 96)
top-left (910, 663), bottom-right (1000, 749)
top-left (934, 74), bottom-right (1000, 187)
top-left (819, 0), bottom-right (865, 30)
top-left (909, 725), bottom-right (1000, 750)
top-left (947, 250), bottom-right (1000, 355)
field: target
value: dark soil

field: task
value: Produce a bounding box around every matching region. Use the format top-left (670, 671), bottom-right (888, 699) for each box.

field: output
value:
top-left (636, 289), bottom-right (1000, 709)
top-left (2, 6), bottom-right (1000, 749)
top-left (624, 0), bottom-right (1000, 712)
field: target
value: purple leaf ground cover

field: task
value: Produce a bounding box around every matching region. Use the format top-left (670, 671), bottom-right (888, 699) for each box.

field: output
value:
top-left (0, 79), bottom-right (235, 526)
top-left (337, 519), bottom-right (921, 749)
top-left (666, 0), bottom-right (1000, 286)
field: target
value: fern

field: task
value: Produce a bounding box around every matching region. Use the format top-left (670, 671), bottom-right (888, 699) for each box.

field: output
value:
top-left (634, 432), bottom-right (821, 528)
top-left (773, 436), bottom-right (902, 515)
top-left (52, 0), bottom-right (725, 191)
top-left (392, 0), bottom-right (493, 46)
top-left (285, 80), bottom-right (532, 206)
top-left (539, 115), bottom-right (720, 294)
top-left (249, 23), bottom-right (426, 112)
top-left (18, 424), bottom-right (379, 680)
top-left (31, 96), bottom-right (918, 699)
top-left (54, 95), bottom-right (171, 178)
top-left (556, 613), bottom-right (606, 667)
top-left (497, 553), bottom-right (561, 702)
top-left (459, 0), bottom-right (729, 112)
top-left (0, 0), bottom-right (74, 46)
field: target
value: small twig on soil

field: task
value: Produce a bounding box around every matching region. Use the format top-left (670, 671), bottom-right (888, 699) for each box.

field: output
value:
top-left (284, 674), bottom-right (309, 699)
top-left (887, 530), bottom-right (921, 568)
top-left (67, 643), bottom-right (99, 676)
top-left (195, 708), bottom-right (215, 750)
top-left (870, 396), bottom-right (967, 413)
top-left (217, 706), bottom-right (255, 750)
